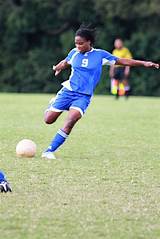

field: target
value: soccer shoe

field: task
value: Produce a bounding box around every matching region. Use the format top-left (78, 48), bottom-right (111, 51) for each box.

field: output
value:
top-left (0, 171), bottom-right (12, 193)
top-left (41, 151), bottom-right (56, 160)
top-left (0, 181), bottom-right (12, 193)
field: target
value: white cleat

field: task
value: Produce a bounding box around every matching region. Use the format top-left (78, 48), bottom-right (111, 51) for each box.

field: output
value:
top-left (41, 151), bottom-right (56, 159)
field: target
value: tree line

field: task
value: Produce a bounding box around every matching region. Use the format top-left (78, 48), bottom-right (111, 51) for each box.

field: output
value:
top-left (0, 0), bottom-right (160, 96)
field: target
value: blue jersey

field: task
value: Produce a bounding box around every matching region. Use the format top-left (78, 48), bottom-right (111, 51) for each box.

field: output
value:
top-left (62, 48), bottom-right (118, 95)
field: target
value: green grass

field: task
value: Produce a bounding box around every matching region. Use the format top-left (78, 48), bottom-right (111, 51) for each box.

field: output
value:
top-left (0, 93), bottom-right (160, 239)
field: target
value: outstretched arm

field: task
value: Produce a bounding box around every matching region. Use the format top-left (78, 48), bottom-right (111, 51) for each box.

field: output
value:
top-left (53, 59), bottom-right (70, 76)
top-left (116, 58), bottom-right (159, 69)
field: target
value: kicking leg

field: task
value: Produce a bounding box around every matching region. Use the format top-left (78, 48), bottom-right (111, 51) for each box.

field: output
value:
top-left (42, 109), bottom-right (82, 159)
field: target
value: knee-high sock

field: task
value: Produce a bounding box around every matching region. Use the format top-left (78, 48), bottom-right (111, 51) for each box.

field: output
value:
top-left (46, 129), bottom-right (68, 152)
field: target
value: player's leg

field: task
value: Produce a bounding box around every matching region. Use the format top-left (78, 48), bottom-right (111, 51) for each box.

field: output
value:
top-left (42, 88), bottom-right (71, 159)
top-left (113, 67), bottom-right (120, 99)
top-left (111, 78), bottom-right (119, 96)
top-left (47, 108), bottom-right (82, 152)
top-left (42, 109), bottom-right (81, 159)
top-left (42, 92), bottom-right (91, 159)
top-left (116, 80), bottom-right (120, 99)
top-left (117, 67), bottom-right (126, 98)
top-left (44, 111), bottom-right (62, 124)
top-left (123, 78), bottom-right (130, 98)
top-left (62, 108), bottom-right (82, 134)
top-left (43, 88), bottom-right (69, 125)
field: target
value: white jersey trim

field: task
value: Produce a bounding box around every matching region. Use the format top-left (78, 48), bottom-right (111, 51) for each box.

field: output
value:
top-left (61, 68), bottom-right (75, 91)
top-left (62, 80), bottom-right (72, 91)
top-left (45, 106), bottom-right (63, 113)
top-left (102, 58), bottom-right (116, 66)
top-left (67, 51), bottom-right (79, 64)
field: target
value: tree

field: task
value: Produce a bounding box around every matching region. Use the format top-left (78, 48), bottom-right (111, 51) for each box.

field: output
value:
top-left (0, 0), bottom-right (159, 95)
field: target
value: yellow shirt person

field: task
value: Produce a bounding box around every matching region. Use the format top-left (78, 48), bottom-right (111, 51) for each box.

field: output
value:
top-left (112, 47), bottom-right (132, 66)
top-left (110, 38), bottom-right (132, 98)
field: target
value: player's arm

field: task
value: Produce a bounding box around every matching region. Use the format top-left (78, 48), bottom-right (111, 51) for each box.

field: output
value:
top-left (123, 50), bottom-right (132, 77)
top-left (124, 66), bottom-right (130, 77)
top-left (53, 59), bottom-right (70, 76)
top-left (116, 58), bottom-right (159, 69)
top-left (109, 65), bottom-right (115, 78)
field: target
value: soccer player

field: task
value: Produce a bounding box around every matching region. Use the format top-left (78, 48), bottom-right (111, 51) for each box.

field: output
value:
top-left (110, 38), bottom-right (132, 98)
top-left (0, 171), bottom-right (12, 192)
top-left (42, 25), bottom-right (159, 159)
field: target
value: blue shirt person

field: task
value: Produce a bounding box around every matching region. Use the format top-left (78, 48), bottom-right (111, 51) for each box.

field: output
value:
top-left (42, 25), bottom-right (159, 159)
top-left (63, 48), bottom-right (118, 95)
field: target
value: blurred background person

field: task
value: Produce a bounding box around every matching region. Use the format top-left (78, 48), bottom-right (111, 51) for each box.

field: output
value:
top-left (110, 38), bottom-right (132, 99)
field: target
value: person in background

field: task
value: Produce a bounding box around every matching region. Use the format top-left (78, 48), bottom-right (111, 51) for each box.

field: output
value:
top-left (110, 38), bottom-right (132, 99)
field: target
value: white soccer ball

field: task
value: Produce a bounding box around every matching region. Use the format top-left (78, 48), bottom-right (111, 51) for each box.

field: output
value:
top-left (16, 139), bottom-right (37, 157)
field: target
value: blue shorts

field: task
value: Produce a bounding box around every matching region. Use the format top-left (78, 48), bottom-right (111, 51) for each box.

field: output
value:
top-left (46, 88), bottom-right (91, 116)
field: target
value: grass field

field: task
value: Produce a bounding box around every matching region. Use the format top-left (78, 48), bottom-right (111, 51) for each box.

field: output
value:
top-left (0, 93), bottom-right (160, 239)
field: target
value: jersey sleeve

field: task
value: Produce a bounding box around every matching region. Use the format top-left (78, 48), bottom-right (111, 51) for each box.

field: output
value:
top-left (65, 48), bottom-right (77, 64)
top-left (101, 50), bottom-right (119, 66)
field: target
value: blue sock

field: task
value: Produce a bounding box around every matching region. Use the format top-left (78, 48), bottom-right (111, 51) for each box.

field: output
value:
top-left (46, 129), bottom-right (68, 152)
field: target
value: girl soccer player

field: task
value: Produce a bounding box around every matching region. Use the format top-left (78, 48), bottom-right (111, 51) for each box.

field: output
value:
top-left (42, 26), bottom-right (159, 159)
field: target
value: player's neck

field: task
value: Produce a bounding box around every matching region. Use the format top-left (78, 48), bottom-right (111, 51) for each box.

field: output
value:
top-left (82, 47), bottom-right (93, 53)
top-left (117, 47), bottom-right (123, 50)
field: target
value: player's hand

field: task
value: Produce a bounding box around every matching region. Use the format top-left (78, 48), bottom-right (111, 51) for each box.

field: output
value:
top-left (144, 61), bottom-right (159, 69)
top-left (53, 65), bottom-right (62, 76)
top-left (0, 181), bottom-right (12, 193)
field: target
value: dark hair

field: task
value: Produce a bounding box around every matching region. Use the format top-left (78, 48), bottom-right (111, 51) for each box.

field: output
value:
top-left (75, 24), bottom-right (96, 45)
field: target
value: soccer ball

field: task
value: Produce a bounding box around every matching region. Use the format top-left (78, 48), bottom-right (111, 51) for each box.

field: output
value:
top-left (16, 139), bottom-right (37, 157)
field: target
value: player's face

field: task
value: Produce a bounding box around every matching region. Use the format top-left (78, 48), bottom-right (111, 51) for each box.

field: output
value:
top-left (75, 36), bottom-right (91, 53)
top-left (114, 39), bottom-right (123, 49)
